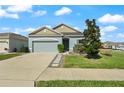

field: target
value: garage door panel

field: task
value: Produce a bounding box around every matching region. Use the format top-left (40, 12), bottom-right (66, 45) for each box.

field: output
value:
top-left (0, 42), bottom-right (8, 51)
top-left (33, 41), bottom-right (58, 52)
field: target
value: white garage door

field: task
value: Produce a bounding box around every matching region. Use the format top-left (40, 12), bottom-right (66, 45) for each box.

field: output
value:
top-left (32, 41), bottom-right (58, 52)
top-left (0, 42), bottom-right (8, 51)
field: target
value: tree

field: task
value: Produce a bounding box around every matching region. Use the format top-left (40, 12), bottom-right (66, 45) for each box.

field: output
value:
top-left (82, 19), bottom-right (101, 58)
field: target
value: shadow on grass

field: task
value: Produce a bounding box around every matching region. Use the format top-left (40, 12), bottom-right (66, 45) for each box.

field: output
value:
top-left (85, 54), bottom-right (102, 59)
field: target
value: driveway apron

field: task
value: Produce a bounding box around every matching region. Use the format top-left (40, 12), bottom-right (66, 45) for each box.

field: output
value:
top-left (0, 53), bottom-right (57, 87)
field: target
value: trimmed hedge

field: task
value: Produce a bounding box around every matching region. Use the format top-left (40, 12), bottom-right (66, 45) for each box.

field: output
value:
top-left (20, 47), bottom-right (29, 53)
top-left (57, 44), bottom-right (64, 53)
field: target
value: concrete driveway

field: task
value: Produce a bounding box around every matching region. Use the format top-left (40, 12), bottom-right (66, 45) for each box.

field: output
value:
top-left (0, 53), bottom-right (57, 87)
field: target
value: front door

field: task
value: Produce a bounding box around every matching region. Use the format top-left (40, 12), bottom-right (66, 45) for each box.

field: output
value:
top-left (63, 38), bottom-right (69, 51)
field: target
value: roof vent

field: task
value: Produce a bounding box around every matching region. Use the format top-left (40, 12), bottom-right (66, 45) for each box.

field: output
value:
top-left (44, 29), bottom-right (47, 32)
top-left (61, 26), bottom-right (63, 28)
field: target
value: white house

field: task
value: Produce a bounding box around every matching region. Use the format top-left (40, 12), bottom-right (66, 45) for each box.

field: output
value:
top-left (29, 24), bottom-right (83, 53)
top-left (0, 33), bottom-right (28, 53)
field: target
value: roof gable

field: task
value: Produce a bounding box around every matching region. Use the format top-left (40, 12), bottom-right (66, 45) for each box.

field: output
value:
top-left (29, 27), bottom-right (61, 36)
top-left (53, 24), bottom-right (82, 34)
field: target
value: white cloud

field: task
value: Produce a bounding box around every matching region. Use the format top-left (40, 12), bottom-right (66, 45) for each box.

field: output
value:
top-left (100, 37), bottom-right (106, 40)
top-left (15, 27), bottom-right (36, 33)
top-left (0, 8), bottom-right (6, 16)
top-left (117, 33), bottom-right (124, 38)
top-left (14, 31), bottom-right (20, 34)
top-left (1, 27), bottom-right (36, 34)
top-left (0, 8), bottom-right (19, 19)
top-left (45, 25), bottom-right (52, 28)
top-left (98, 13), bottom-right (124, 23)
top-left (100, 25), bottom-right (118, 37)
top-left (8, 27), bottom-right (36, 35)
top-left (7, 5), bottom-right (32, 13)
top-left (5, 13), bottom-right (19, 19)
top-left (23, 27), bottom-right (36, 32)
top-left (74, 27), bottom-right (80, 30)
top-left (33, 10), bottom-right (47, 16)
top-left (101, 25), bottom-right (118, 32)
top-left (101, 31), bottom-right (105, 36)
top-left (0, 5), bottom-right (46, 19)
top-left (55, 7), bottom-right (72, 16)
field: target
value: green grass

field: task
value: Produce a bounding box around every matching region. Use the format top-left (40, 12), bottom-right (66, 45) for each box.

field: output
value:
top-left (0, 53), bottom-right (23, 61)
top-left (64, 50), bottom-right (124, 69)
top-left (36, 80), bottom-right (124, 87)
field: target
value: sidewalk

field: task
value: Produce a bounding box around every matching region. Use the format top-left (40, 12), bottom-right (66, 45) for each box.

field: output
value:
top-left (37, 68), bottom-right (124, 81)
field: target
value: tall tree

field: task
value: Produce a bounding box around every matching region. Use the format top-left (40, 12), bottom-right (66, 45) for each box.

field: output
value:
top-left (82, 19), bottom-right (101, 58)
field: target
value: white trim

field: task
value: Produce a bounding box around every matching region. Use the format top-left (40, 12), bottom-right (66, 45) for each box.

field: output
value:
top-left (29, 35), bottom-right (62, 37)
top-left (32, 38), bottom-right (59, 42)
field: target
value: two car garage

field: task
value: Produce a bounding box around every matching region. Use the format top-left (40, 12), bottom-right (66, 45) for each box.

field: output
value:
top-left (32, 38), bottom-right (59, 53)
top-left (0, 41), bottom-right (8, 52)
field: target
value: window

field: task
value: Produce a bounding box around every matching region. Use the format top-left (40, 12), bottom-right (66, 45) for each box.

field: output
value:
top-left (77, 39), bottom-right (82, 44)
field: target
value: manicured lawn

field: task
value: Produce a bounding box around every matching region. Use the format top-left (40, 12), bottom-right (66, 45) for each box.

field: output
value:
top-left (36, 80), bottom-right (124, 87)
top-left (0, 53), bottom-right (23, 61)
top-left (64, 50), bottom-right (124, 69)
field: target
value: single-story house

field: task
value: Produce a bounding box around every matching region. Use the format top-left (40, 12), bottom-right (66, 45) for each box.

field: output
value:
top-left (114, 44), bottom-right (124, 50)
top-left (0, 32), bottom-right (28, 53)
top-left (29, 24), bottom-right (83, 52)
top-left (103, 41), bottom-right (124, 50)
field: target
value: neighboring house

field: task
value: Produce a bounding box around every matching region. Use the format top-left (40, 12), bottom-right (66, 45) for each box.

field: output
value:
top-left (103, 41), bottom-right (124, 50)
top-left (0, 32), bottom-right (28, 53)
top-left (29, 24), bottom-right (83, 52)
top-left (102, 43), bottom-right (112, 49)
top-left (116, 44), bottom-right (124, 50)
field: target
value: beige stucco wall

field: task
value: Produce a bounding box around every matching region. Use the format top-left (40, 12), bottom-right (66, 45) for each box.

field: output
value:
top-left (54, 25), bottom-right (77, 33)
top-left (35, 28), bottom-right (59, 35)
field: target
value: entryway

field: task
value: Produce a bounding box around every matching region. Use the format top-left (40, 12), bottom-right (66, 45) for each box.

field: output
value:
top-left (62, 38), bottom-right (69, 51)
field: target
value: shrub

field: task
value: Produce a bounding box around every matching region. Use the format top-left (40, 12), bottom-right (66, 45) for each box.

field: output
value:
top-left (100, 49), bottom-right (112, 57)
top-left (20, 47), bottom-right (29, 53)
top-left (12, 48), bottom-right (17, 52)
top-left (58, 44), bottom-right (64, 53)
top-left (4, 48), bottom-right (8, 50)
top-left (73, 44), bottom-right (84, 54)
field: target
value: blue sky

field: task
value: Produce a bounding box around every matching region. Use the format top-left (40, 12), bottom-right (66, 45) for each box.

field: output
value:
top-left (0, 5), bottom-right (124, 42)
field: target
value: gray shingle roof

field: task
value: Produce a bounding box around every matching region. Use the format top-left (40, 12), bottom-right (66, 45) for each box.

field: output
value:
top-left (0, 32), bottom-right (28, 40)
top-left (29, 23), bottom-right (83, 36)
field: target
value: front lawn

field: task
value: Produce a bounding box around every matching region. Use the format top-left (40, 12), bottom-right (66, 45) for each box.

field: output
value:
top-left (63, 50), bottom-right (124, 69)
top-left (0, 53), bottom-right (23, 61)
top-left (36, 80), bottom-right (124, 87)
